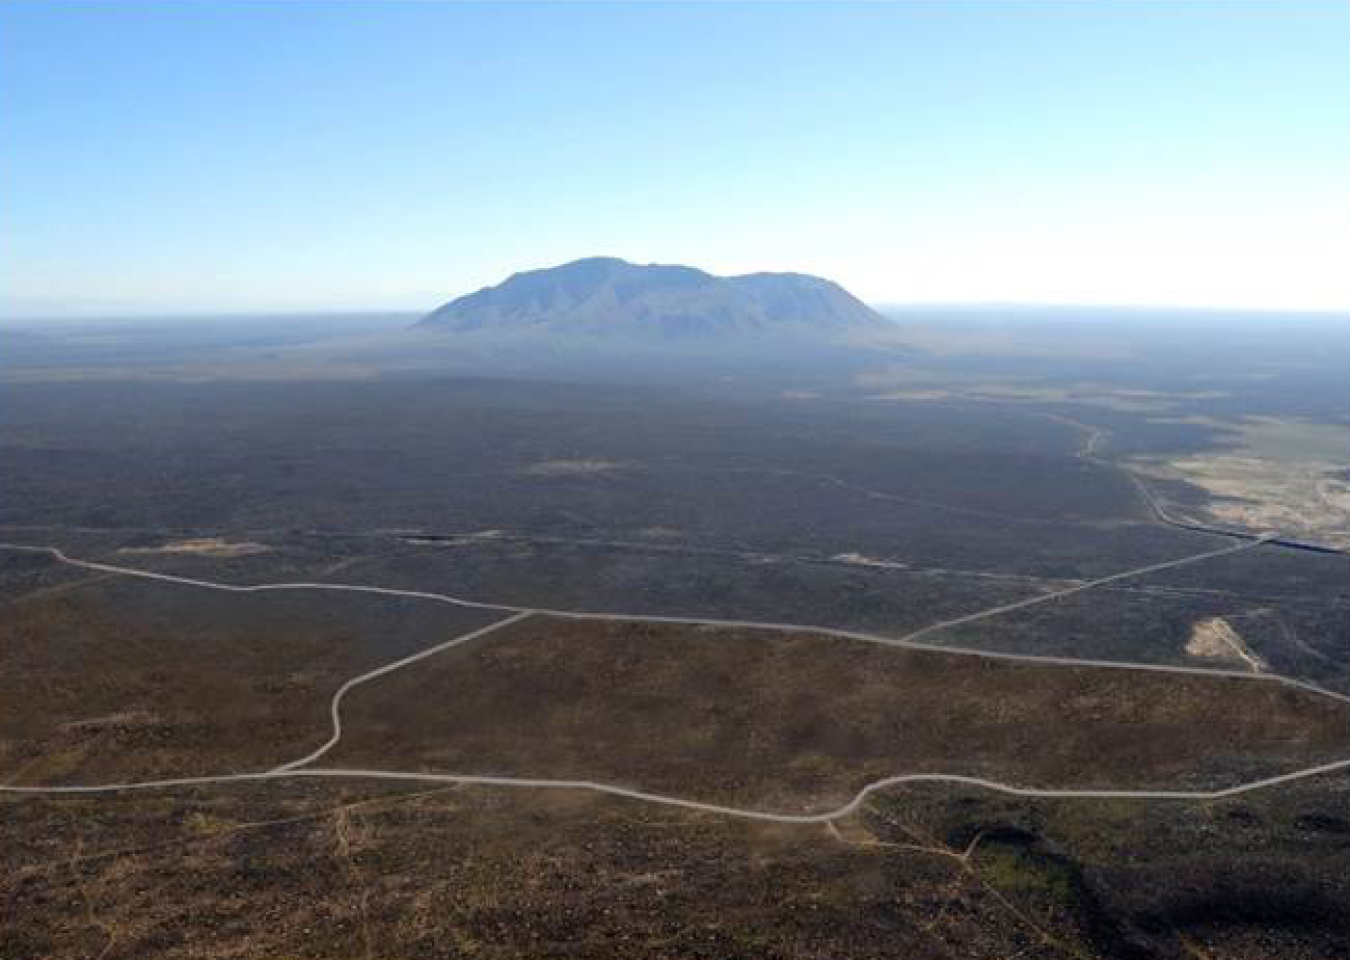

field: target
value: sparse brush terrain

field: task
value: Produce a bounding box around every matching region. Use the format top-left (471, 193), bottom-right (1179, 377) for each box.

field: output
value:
top-left (326, 615), bottom-right (1350, 808)
top-left (3, 326), bottom-right (1349, 959)
top-left (0, 570), bottom-right (500, 783)
top-left (8, 773), bottom-right (1350, 960)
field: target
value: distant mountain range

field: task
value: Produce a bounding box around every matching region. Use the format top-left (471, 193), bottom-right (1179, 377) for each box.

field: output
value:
top-left (418, 257), bottom-right (889, 343)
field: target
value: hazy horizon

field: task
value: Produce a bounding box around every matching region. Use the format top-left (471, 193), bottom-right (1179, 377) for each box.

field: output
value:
top-left (7, 299), bottom-right (1350, 328)
top-left (3, 1), bottom-right (1349, 319)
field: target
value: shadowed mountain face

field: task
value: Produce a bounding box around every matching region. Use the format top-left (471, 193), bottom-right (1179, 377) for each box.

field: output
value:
top-left (418, 257), bottom-right (889, 342)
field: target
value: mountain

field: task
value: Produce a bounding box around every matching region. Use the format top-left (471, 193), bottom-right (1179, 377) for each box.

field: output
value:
top-left (417, 257), bottom-right (889, 342)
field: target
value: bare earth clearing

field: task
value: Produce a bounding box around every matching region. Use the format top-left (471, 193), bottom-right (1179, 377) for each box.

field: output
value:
top-left (1185, 616), bottom-right (1266, 672)
top-left (117, 537), bottom-right (272, 558)
top-left (1132, 416), bottom-right (1350, 549)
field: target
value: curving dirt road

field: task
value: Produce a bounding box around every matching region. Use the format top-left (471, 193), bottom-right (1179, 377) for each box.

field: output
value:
top-left (5, 535), bottom-right (1350, 821)
top-left (7, 758), bottom-right (1350, 825)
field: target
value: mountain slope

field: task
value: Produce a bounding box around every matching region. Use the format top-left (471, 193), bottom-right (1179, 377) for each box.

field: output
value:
top-left (418, 257), bottom-right (888, 342)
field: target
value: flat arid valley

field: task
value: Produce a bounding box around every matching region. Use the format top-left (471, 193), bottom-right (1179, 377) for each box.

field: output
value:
top-left (5, 293), bottom-right (1350, 958)
top-left (4, 3), bottom-right (1350, 958)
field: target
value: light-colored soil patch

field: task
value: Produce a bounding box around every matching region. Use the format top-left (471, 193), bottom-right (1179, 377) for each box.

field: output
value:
top-left (1185, 617), bottom-right (1266, 672)
top-left (831, 552), bottom-right (910, 570)
top-left (861, 371), bottom-right (1228, 412)
top-left (118, 537), bottom-right (271, 558)
top-left (1233, 416), bottom-right (1350, 461)
top-left (58, 710), bottom-right (161, 732)
top-left (1133, 416), bottom-right (1350, 547)
top-left (522, 459), bottom-right (627, 477)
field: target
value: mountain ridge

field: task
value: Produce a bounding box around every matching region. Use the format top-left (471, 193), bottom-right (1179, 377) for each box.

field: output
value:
top-left (418, 257), bottom-right (889, 342)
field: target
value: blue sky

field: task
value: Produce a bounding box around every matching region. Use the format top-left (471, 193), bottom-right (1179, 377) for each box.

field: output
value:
top-left (2, 1), bottom-right (1348, 316)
